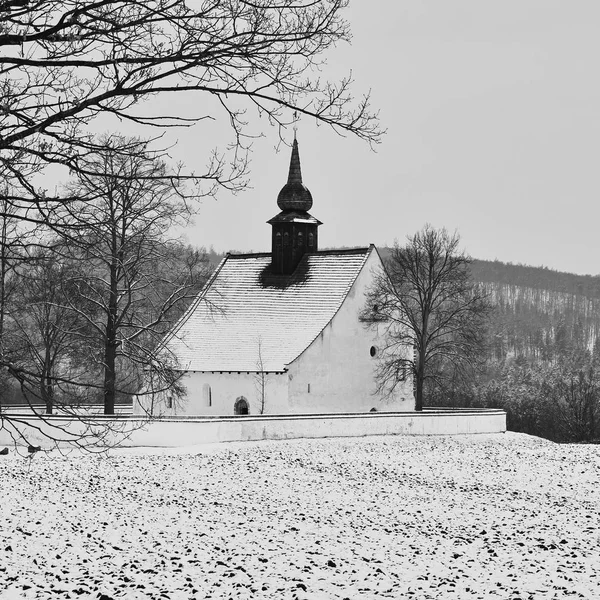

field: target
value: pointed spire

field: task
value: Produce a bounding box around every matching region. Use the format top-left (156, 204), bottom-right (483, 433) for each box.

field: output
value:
top-left (277, 137), bottom-right (313, 211)
top-left (286, 138), bottom-right (303, 184)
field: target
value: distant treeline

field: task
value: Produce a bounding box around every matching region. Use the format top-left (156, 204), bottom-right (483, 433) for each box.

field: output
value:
top-left (470, 259), bottom-right (600, 298)
top-left (434, 258), bottom-right (600, 443)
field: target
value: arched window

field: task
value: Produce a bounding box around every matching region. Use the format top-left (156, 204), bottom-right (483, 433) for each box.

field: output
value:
top-left (297, 231), bottom-right (304, 246)
top-left (202, 384), bottom-right (212, 407)
top-left (283, 232), bottom-right (290, 246)
top-left (275, 232), bottom-right (282, 247)
top-left (234, 396), bottom-right (249, 415)
top-left (308, 232), bottom-right (314, 247)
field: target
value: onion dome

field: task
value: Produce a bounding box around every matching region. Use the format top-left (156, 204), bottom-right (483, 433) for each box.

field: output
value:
top-left (277, 138), bottom-right (313, 211)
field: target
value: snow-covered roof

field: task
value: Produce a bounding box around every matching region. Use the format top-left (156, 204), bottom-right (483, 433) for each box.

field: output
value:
top-left (162, 246), bottom-right (374, 372)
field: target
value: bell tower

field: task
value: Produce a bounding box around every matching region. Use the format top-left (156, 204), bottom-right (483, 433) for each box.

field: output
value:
top-left (268, 137), bottom-right (321, 275)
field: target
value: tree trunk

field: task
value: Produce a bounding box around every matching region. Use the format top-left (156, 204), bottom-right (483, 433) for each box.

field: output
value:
top-left (415, 353), bottom-right (425, 411)
top-left (43, 374), bottom-right (53, 415)
top-left (104, 256), bottom-right (118, 415)
top-left (41, 350), bottom-right (53, 415)
top-left (103, 337), bottom-right (116, 415)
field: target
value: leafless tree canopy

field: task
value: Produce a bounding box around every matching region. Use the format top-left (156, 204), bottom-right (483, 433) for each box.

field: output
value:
top-left (1, 0), bottom-right (382, 213)
top-left (363, 225), bottom-right (492, 411)
top-left (48, 136), bottom-right (208, 415)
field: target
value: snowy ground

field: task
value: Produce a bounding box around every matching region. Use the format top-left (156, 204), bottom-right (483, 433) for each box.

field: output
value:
top-left (1, 432), bottom-right (599, 599)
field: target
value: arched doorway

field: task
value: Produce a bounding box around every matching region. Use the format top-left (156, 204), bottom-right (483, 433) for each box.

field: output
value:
top-left (234, 396), bottom-right (249, 415)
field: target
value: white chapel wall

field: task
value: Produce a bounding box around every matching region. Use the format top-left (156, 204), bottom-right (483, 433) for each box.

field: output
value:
top-left (286, 250), bottom-right (414, 413)
top-left (135, 371), bottom-right (290, 417)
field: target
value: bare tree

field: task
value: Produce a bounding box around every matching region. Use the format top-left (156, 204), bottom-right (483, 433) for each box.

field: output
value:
top-left (0, 195), bottom-right (22, 397)
top-left (363, 225), bottom-right (491, 411)
top-left (1, 0), bottom-right (382, 220)
top-left (9, 251), bottom-right (82, 414)
top-left (44, 136), bottom-right (208, 414)
top-left (0, 246), bottom-right (153, 451)
top-left (0, 190), bottom-right (50, 410)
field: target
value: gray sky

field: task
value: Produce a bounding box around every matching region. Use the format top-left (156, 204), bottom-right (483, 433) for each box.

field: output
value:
top-left (166, 1), bottom-right (600, 275)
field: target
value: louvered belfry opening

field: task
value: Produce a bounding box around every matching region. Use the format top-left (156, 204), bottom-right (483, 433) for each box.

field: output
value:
top-left (268, 138), bottom-right (321, 275)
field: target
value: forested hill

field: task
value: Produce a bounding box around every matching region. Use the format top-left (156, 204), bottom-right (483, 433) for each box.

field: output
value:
top-left (377, 247), bottom-right (600, 298)
top-left (470, 259), bottom-right (600, 299)
top-left (467, 259), bottom-right (600, 362)
top-left (442, 258), bottom-right (600, 442)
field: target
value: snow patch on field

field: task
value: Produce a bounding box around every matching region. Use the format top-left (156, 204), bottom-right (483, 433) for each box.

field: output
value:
top-left (1, 432), bottom-right (599, 599)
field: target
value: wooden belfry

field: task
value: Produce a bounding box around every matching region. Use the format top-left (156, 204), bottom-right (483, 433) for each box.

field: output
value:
top-left (268, 136), bottom-right (322, 275)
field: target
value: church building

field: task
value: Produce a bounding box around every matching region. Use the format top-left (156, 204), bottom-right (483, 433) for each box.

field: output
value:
top-left (136, 138), bottom-right (414, 416)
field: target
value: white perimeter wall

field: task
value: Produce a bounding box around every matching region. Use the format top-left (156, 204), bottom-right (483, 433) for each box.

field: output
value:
top-left (287, 249), bottom-right (413, 413)
top-left (0, 410), bottom-right (507, 448)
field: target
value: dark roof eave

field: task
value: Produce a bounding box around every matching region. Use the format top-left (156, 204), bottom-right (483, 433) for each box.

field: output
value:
top-left (170, 369), bottom-right (288, 374)
top-left (267, 211), bottom-right (322, 225)
top-left (228, 246), bottom-right (374, 260)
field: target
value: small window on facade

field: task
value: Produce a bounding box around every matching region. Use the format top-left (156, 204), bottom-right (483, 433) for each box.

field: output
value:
top-left (307, 383), bottom-right (311, 393)
top-left (166, 395), bottom-right (173, 409)
top-left (308, 232), bottom-right (314, 247)
top-left (297, 231), bottom-right (304, 246)
top-left (283, 232), bottom-right (290, 246)
top-left (370, 346), bottom-right (378, 357)
top-left (203, 383), bottom-right (212, 407)
top-left (234, 396), bottom-right (249, 415)
top-left (275, 232), bottom-right (282, 247)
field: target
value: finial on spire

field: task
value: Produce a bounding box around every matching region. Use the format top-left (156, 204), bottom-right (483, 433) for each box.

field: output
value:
top-left (293, 110), bottom-right (298, 141)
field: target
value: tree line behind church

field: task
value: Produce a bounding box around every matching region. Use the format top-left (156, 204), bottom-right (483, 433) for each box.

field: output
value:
top-left (0, 138), bottom-right (211, 416)
top-left (414, 256), bottom-right (600, 444)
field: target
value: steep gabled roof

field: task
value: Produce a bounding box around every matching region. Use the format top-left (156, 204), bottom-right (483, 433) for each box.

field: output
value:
top-left (162, 246), bottom-right (374, 372)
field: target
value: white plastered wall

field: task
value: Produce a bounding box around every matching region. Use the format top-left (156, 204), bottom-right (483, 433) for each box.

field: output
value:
top-left (134, 371), bottom-right (289, 416)
top-left (286, 249), bottom-right (414, 413)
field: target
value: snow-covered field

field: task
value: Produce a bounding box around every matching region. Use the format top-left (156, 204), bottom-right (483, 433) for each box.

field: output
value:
top-left (1, 432), bottom-right (599, 599)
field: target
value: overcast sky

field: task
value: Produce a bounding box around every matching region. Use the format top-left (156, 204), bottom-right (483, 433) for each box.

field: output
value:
top-left (161, 1), bottom-right (600, 275)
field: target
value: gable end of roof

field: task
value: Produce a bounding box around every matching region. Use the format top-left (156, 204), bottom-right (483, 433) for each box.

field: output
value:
top-left (284, 245), bottom-right (375, 367)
